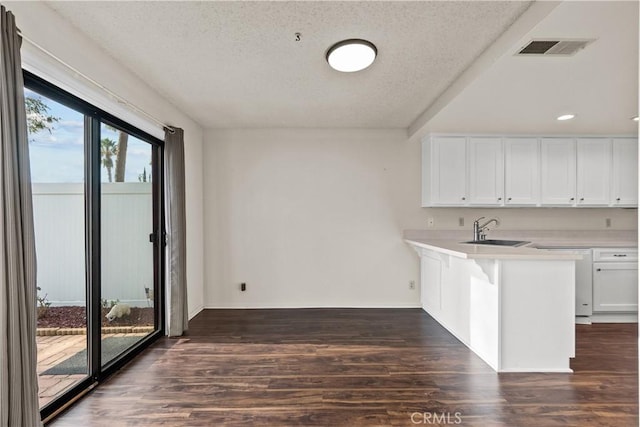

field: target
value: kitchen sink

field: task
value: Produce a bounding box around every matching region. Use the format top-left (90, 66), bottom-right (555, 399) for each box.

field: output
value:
top-left (462, 239), bottom-right (530, 247)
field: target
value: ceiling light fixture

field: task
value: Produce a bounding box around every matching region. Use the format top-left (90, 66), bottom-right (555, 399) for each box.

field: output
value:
top-left (326, 39), bottom-right (377, 72)
top-left (632, 116), bottom-right (639, 122)
top-left (557, 114), bottom-right (575, 121)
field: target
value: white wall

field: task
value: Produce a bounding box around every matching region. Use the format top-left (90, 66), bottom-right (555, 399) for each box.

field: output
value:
top-left (8, 2), bottom-right (205, 319)
top-left (204, 128), bottom-right (637, 308)
top-left (204, 129), bottom-right (426, 308)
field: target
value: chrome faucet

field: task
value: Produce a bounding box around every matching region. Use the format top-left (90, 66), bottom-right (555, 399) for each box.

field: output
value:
top-left (473, 217), bottom-right (499, 241)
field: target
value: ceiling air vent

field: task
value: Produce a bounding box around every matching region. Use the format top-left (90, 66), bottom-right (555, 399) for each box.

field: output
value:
top-left (516, 39), bottom-right (594, 56)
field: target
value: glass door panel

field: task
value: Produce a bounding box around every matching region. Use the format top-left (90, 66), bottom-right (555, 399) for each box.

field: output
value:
top-left (99, 123), bottom-right (155, 366)
top-left (27, 88), bottom-right (89, 408)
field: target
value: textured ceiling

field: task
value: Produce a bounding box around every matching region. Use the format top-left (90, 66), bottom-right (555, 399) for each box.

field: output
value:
top-left (426, 1), bottom-right (639, 135)
top-left (46, 1), bottom-right (532, 129)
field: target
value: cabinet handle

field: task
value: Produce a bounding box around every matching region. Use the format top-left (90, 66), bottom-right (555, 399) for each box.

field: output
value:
top-left (616, 198), bottom-right (621, 201)
top-left (570, 197), bottom-right (575, 201)
top-left (596, 268), bottom-right (602, 272)
top-left (508, 197), bottom-right (512, 201)
top-left (461, 197), bottom-right (466, 201)
top-left (580, 198), bottom-right (584, 201)
top-left (613, 254), bottom-right (627, 257)
top-left (498, 197), bottom-right (502, 201)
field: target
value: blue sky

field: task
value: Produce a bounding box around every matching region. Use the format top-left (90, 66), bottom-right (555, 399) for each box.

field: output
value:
top-left (25, 88), bottom-right (152, 183)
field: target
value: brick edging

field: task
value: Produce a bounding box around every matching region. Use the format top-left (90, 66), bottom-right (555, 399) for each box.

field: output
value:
top-left (36, 326), bottom-right (154, 336)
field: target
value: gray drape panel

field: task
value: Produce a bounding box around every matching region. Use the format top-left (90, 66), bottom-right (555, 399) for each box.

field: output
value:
top-left (164, 128), bottom-right (188, 336)
top-left (0, 6), bottom-right (43, 427)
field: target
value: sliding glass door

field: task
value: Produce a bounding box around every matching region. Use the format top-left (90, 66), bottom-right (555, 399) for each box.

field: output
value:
top-left (99, 123), bottom-right (156, 366)
top-left (27, 88), bottom-right (90, 408)
top-left (24, 71), bottom-right (164, 420)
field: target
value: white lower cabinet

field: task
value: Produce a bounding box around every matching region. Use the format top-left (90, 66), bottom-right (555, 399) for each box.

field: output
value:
top-left (592, 248), bottom-right (638, 313)
top-left (420, 253), bottom-right (442, 313)
top-left (411, 245), bottom-right (575, 372)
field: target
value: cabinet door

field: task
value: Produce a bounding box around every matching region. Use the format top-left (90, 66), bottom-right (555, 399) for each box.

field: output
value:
top-left (540, 138), bottom-right (576, 205)
top-left (429, 137), bottom-right (467, 205)
top-left (611, 138), bottom-right (638, 206)
top-left (504, 138), bottom-right (539, 205)
top-left (576, 138), bottom-right (611, 206)
top-left (468, 137), bottom-right (504, 205)
top-left (421, 253), bottom-right (442, 314)
top-left (593, 262), bottom-right (638, 312)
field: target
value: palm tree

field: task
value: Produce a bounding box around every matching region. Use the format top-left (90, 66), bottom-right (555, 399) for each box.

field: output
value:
top-left (101, 138), bottom-right (118, 182)
top-left (104, 125), bottom-right (129, 182)
top-left (114, 130), bottom-right (128, 182)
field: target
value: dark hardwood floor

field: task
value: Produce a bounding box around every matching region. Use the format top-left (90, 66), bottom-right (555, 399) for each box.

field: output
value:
top-left (49, 309), bottom-right (638, 426)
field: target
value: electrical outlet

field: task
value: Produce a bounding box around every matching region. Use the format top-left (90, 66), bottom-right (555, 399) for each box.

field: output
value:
top-left (605, 218), bottom-right (611, 228)
top-left (459, 217), bottom-right (464, 227)
top-left (409, 280), bottom-right (416, 290)
top-left (427, 218), bottom-right (434, 227)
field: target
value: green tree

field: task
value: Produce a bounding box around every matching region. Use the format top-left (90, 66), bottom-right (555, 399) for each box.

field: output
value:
top-left (25, 96), bottom-right (59, 136)
top-left (101, 138), bottom-right (117, 183)
top-left (138, 167), bottom-right (149, 183)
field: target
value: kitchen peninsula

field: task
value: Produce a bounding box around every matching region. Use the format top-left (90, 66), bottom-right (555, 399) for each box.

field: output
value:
top-left (406, 231), bottom-right (585, 373)
top-left (406, 229), bottom-right (637, 373)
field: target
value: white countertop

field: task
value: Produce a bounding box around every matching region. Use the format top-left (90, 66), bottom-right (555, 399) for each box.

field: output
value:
top-left (404, 229), bottom-right (637, 261)
top-left (405, 238), bottom-right (584, 260)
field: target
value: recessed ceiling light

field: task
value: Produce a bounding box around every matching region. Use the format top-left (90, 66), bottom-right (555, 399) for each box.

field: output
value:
top-left (326, 39), bottom-right (377, 73)
top-left (557, 114), bottom-right (575, 121)
top-left (632, 116), bottom-right (639, 122)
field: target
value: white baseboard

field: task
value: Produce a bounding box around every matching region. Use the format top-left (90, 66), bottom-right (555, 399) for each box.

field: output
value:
top-left (499, 368), bottom-right (573, 373)
top-left (589, 313), bottom-right (638, 323)
top-left (203, 305), bottom-right (423, 309)
top-left (188, 305), bottom-right (204, 319)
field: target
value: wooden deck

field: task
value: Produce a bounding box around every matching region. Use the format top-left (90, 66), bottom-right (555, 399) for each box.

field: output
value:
top-left (37, 333), bottom-right (148, 408)
top-left (48, 309), bottom-right (638, 426)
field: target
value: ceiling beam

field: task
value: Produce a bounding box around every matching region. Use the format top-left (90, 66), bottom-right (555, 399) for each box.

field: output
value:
top-left (408, 1), bottom-right (561, 139)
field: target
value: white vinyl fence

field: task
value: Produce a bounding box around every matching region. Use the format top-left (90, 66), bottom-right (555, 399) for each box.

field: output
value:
top-left (32, 183), bottom-right (154, 307)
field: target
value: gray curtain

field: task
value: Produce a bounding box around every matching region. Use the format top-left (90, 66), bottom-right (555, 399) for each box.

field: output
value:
top-left (0, 6), bottom-right (43, 427)
top-left (164, 127), bottom-right (188, 336)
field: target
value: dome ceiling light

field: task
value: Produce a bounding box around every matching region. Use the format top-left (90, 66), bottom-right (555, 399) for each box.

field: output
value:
top-left (326, 39), bottom-right (377, 73)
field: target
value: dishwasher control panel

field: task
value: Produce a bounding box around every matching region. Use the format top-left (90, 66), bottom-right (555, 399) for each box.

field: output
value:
top-left (593, 248), bottom-right (638, 262)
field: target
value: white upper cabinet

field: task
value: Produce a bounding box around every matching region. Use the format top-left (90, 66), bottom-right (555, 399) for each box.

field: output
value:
top-left (504, 138), bottom-right (539, 205)
top-left (468, 137), bottom-right (504, 205)
top-left (540, 138), bottom-right (576, 205)
top-left (576, 138), bottom-right (611, 206)
top-left (422, 134), bottom-right (637, 208)
top-left (611, 138), bottom-right (638, 206)
top-left (424, 136), bottom-right (467, 206)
